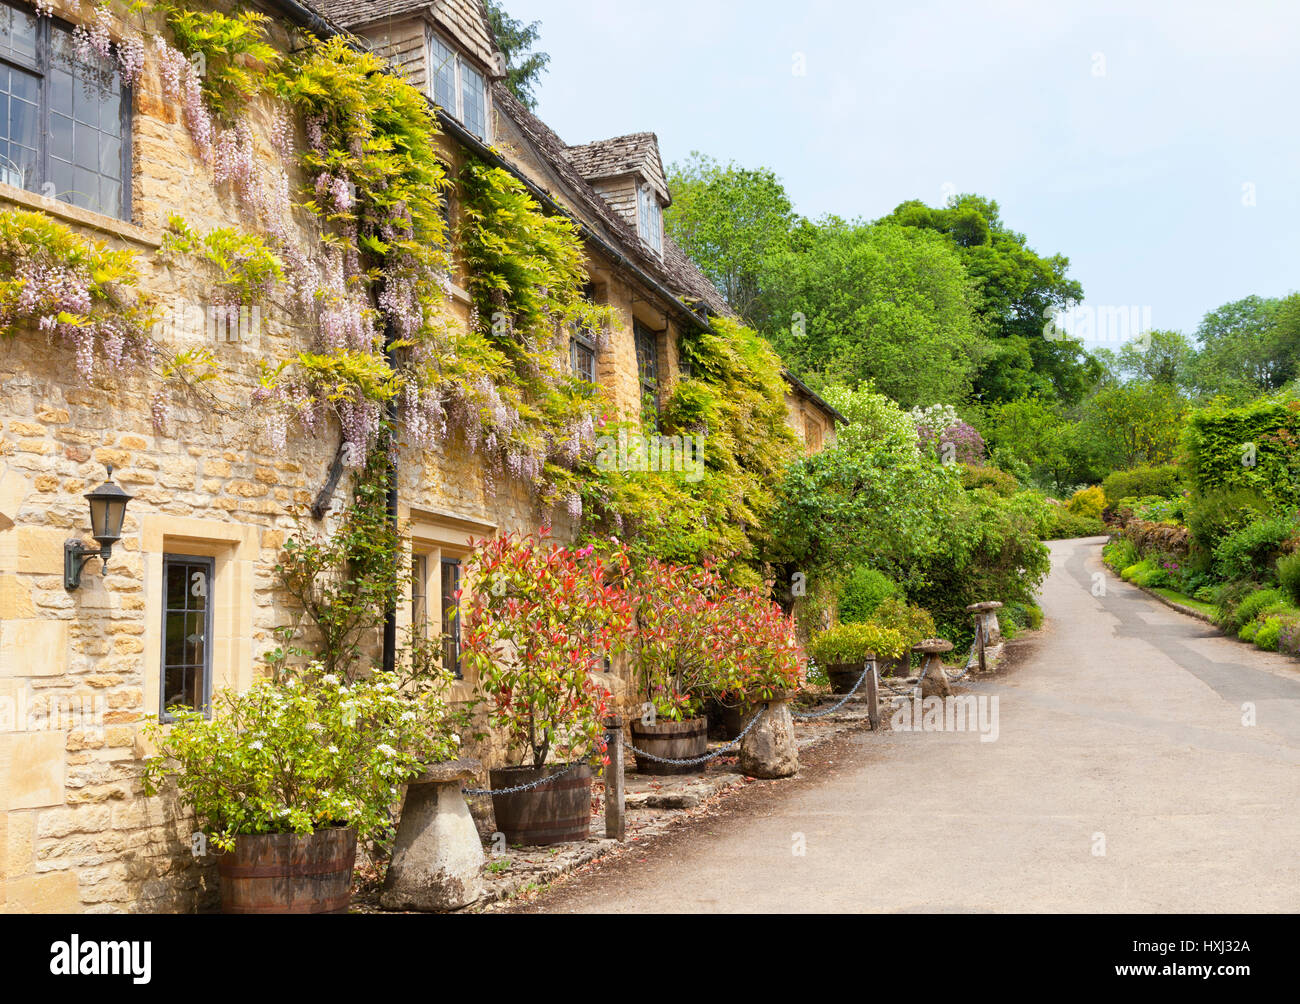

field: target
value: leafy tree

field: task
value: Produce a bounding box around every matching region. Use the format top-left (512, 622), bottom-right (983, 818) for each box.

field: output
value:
top-left (484, 0), bottom-right (550, 110)
top-left (1077, 382), bottom-right (1187, 472)
top-left (1188, 294), bottom-right (1300, 400)
top-left (664, 153), bottom-right (797, 321)
top-left (982, 396), bottom-right (1086, 492)
top-left (760, 221), bottom-right (986, 407)
top-left (1115, 329), bottom-right (1196, 388)
top-left (883, 194), bottom-right (1097, 405)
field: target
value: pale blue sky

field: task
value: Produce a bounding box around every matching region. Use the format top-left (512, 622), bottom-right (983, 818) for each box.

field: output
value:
top-left (507, 0), bottom-right (1300, 348)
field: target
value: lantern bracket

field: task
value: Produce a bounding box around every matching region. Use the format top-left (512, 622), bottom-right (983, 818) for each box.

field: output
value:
top-left (64, 540), bottom-right (110, 591)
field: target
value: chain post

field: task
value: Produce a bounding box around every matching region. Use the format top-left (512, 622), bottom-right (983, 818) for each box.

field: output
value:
top-left (604, 713), bottom-right (625, 842)
top-left (866, 659), bottom-right (880, 730)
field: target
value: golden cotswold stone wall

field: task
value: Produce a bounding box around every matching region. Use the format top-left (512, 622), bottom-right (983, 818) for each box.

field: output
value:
top-left (0, 0), bottom-right (576, 914)
top-left (0, 0), bottom-right (839, 914)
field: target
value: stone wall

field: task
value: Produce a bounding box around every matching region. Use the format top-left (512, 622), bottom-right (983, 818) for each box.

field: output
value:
top-left (0, 0), bottom-right (838, 914)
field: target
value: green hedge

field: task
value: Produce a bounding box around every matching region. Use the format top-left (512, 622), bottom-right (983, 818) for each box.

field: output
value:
top-left (1183, 399), bottom-right (1300, 505)
top-left (1101, 465), bottom-right (1182, 508)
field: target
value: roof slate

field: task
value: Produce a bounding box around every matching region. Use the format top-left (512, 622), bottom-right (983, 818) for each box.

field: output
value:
top-left (564, 133), bottom-right (669, 202)
top-left (490, 83), bottom-right (731, 317)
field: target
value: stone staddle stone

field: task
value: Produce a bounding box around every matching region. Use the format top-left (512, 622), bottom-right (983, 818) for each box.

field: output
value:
top-left (739, 701), bottom-right (799, 779)
top-left (914, 640), bottom-right (954, 699)
top-left (381, 758), bottom-right (485, 913)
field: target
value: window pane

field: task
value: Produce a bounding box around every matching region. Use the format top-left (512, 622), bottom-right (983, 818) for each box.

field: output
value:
top-left (50, 111), bottom-right (73, 162)
top-left (429, 34), bottom-right (457, 114)
top-left (635, 322), bottom-right (658, 391)
top-left (441, 559), bottom-right (461, 678)
top-left (0, 62), bottom-right (39, 190)
top-left (163, 558), bottom-right (212, 717)
top-left (461, 63), bottom-right (486, 139)
top-left (411, 554), bottom-right (427, 637)
top-left (0, 1), bottom-right (38, 66)
top-left (571, 338), bottom-right (596, 384)
top-left (50, 20), bottom-right (126, 219)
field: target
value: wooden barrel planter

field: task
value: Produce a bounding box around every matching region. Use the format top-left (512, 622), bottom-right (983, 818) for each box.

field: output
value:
top-left (825, 662), bottom-right (870, 695)
top-left (716, 702), bottom-right (757, 741)
top-left (489, 763), bottom-right (593, 846)
top-left (217, 827), bottom-right (357, 915)
top-left (629, 717), bottom-right (709, 775)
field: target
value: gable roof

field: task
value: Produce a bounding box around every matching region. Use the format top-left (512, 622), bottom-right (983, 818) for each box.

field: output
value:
top-left (490, 83), bottom-right (729, 317)
top-left (564, 132), bottom-right (670, 204)
top-left (312, 0), bottom-right (501, 72)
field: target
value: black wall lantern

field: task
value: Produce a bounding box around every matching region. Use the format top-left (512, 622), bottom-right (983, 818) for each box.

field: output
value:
top-left (65, 466), bottom-right (133, 591)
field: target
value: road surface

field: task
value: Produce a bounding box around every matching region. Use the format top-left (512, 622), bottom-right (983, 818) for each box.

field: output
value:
top-left (519, 537), bottom-right (1300, 913)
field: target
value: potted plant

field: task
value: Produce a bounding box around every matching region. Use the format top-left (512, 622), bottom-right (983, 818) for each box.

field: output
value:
top-left (861, 597), bottom-right (936, 677)
top-left (701, 584), bottom-right (806, 740)
top-left (142, 664), bottom-right (459, 914)
top-left (808, 622), bottom-right (907, 694)
top-left (462, 533), bottom-right (631, 845)
top-left (624, 561), bottom-right (727, 774)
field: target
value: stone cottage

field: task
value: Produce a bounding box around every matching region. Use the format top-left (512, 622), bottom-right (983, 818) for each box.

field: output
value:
top-left (0, 0), bottom-right (840, 913)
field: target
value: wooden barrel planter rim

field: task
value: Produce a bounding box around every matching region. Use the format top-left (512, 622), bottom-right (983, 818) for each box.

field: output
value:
top-left (629, 716), bottom-right (709, 776)
top-left (216, 826), bottom-right (358, 915)
top-left (489, 763), bottom-right (594, 847)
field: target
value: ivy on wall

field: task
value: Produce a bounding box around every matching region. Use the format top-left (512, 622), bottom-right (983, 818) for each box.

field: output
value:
top-left (579, 316), bottom-right (800, 587)
top-left (2, 0), bottom-right (806, 597)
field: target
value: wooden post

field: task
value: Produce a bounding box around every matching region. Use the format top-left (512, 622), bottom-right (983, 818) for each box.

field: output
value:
top-left (603, 714), bottom-right (625, 842)
top-left (865, 660), bottom-right (880, 731)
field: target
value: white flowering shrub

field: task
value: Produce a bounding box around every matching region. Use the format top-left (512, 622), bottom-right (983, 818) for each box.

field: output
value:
top-left (909, 403), bottom-right (961, 440)
top-left (143, 664), bottom-right (460, 853)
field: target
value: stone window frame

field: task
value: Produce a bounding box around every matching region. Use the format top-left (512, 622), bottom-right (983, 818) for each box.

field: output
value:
top-left (142, 518), bottom-right (259, 721)
top-left (158, 553), bottom-right (214, 722)
top-left (637, 181), bottom-right (662, 254)
top-left (0, 0), bottom-right (134, 221)
top-left (403, 508), bottom-right (496, 699)
top-left (427, 27), bottom-right (491, 142)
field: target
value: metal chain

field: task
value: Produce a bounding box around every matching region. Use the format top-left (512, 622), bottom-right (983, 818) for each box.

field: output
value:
top-left (946, 617), bottom-right (984, 683)
top-left (622, 704), bottom-right (768, 766)
top-left (792, 662), bottom-right (873, 719)
top-left (462, 756), bottom-right (594, 797)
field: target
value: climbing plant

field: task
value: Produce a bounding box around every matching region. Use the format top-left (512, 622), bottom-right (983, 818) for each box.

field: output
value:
top-left (0, 207), bottom-right (156, 379)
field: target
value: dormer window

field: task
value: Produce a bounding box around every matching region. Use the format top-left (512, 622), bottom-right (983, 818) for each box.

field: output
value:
top-left (429, 30), bottom-right (489, 141)
top-left (637, 182), bottom-right (662, 254)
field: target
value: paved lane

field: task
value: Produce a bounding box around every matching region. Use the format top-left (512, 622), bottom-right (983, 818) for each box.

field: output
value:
top-left (522, 537), bottom-right (1300, 913)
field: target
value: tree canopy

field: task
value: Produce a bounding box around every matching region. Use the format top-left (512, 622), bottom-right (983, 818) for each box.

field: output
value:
top-left (484, 0), bottom-right (551, 110)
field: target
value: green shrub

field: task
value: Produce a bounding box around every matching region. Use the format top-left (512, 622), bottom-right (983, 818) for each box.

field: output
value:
top-left (959, 464), bottom-right (1020, 497)
top-left (1121, 557), bottom-right (1171, 589)
top-left (1183, 398), bottom-right (1300, 506)
top-left (866, 596), bottom-right (937, 649)
top-left (1117, 495), bottom-right (1187, 524)
top-left (1185, 488), bottom-right (1272, 553)
top-left (1239, 618), bottom-right (1262, 643)
top-left (1212, 512), bottom-right (1298, 581)
top-left (1004, 601), bottom-right (1044, 630)
top-left (1277, 551), bottom-right (1300, 604)
top-left (1067, 485), bottom-right (1106, 519)
top-left (1102, 465), bottom-right (1182, 508)
top-left (1041, 506), bottom-right (1107, 540)
top-left (837, 566), bottom-right (900, 624)
top-left (808, 622), bottom-right (907, 665)
top-left (1227, 587), bottom-right (1286, 633)
top-left (1103, 537), bottom-right (1140, 573)
top-left (1254, 617), bottom-right (1283, 651)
